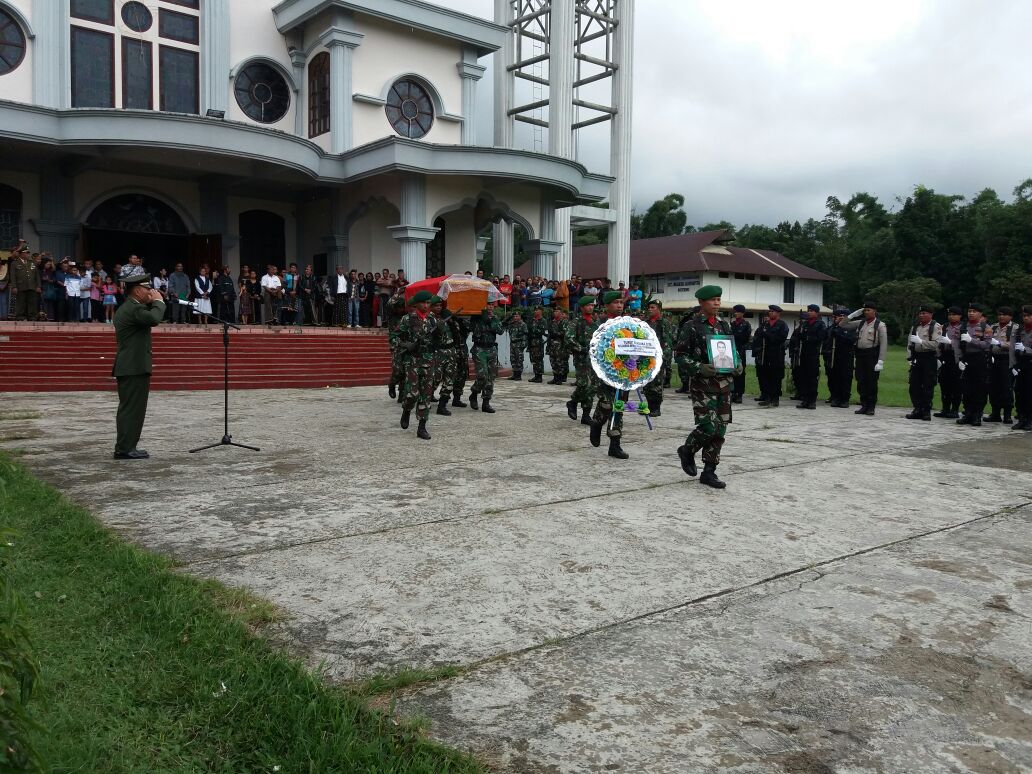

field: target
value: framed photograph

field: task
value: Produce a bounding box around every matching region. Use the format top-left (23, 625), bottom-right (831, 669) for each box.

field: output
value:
top-left (707, 334), bottom-right (738, 373)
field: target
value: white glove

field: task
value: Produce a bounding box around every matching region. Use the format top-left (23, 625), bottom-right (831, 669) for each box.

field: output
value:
top-left (938, 336), bottom-right (951, 345)
top-left (784, 355), bottom-right (791, 366)
top-left (991, 338), bottom-right (1001, 347)
top-left (1015, 342), bottom-right (1025, 352)
top-left (848, 309), bottom-right (863, 320)
top-left (908, 334), bottom-right (922, 345)
top-left (960, 333), bottom-right (972, 343)
top-left (1014, 368), bottom-right (1020, 377)
top-left (874, 360), bottom-right (884, 372)
top-left (958, 361), bottom-right (967, 371)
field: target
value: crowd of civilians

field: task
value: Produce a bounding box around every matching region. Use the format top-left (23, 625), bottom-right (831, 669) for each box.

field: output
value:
top-left (1, 242), bottom-right (647, 326)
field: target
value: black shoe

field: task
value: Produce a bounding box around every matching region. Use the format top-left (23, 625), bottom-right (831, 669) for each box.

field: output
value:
top-left (481, 398), bottom-right (495, 414)
top-left (469, 392), bottom-right (479, 410)
top-left (956, 415), bottom-right (971, 425)
top-left (651, 406), bottom-right (661, 418)
top-left (529, 374), bottom-right (543, 383)
top-left (789, 394), bottom-right (800, 401)
top-left (731, 395), bottom-right (743, 404)
top-left (546, 378), bottom-right (559, 385)
top-left (513, 373), bottom-right (523, 381)
top-left (970, 417), bottom-right (982, 427)
top-left (436, 397), bottom-right (452, 416)
top-left (388, 384), bottom-right (396, 399)
top-left (416, 419), bottom-right (431, 440)
top-left (754, 395), bottom-right (767, 402)
top-left (933, 411), bottom-right (948, 418)
top-left (608, 437), bottom-right (629, 459)
top-left (396, 392), bottom-right (403, 404)
top-left (677, 444), bottom-right (697, 477)
top-left (676, 386), bottom-right (690, 394)
top-left (796, 402), bottom-right (809, 410)
top-left (580, 408), bottom-right (591, 425)
top-left (984, 413), bottom-right (1001, 423)
top-left (566, 400), bottom-right (578, 420)
top-left (589, 420), bottom-right (603, 447)
top-left (1003, 412), bottom-right (1013, 425)
top-left (806, 401), bottom-right (816, 409)
top-left (700, 463), bottom-right (726, 489)
top-left (113, 449), bottom-right (149, 460)
top-left (905, 411), bottom-right (923, 419)
top-left (855, 407), bottom-right (869, 415)
top-left (1012, 418), bottom-right (1028, 430)
top-left (757, 400), bottom-right (770, 407)
top-left (452, 391), bottom-right (467, 408)
top-left (400, 410), bottom-right (411, 430)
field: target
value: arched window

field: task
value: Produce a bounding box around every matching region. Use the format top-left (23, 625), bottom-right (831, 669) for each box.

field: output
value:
top-left (308, 52), bottom-right (330, 138)
top-left (0, 8), bottom-right (27, 75)
top-left (0, 184), bottom-right (22, 247)
top-left (385, 78), bottom-right (434, 139)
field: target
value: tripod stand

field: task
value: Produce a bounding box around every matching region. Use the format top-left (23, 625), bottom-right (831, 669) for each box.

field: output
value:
top-left (186, 305), bottom-right (260, 454)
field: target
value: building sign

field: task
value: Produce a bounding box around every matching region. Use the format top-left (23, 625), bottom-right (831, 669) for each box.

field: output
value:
top-left (663, 273), bottom-right (701, 293)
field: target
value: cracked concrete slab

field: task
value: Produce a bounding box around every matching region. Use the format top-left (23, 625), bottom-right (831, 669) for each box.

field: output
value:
top-left (2, 382), bottom-right (1031, 772)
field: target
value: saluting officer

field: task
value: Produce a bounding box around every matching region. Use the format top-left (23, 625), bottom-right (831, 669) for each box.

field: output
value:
top-left (112, 274), bottom-right (166, 459)
top-left (842, 300), bottom-right (888, 415)
top-left (730, 304), bottom-right (751, 404)
top-left (904, 304), bottom-right (943, 421)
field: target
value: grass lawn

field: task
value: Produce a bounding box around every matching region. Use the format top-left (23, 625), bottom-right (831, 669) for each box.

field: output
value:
top-left (0, 455), bottom-right (479, 774)
top-left (671, 345), bottom-right (919, 408)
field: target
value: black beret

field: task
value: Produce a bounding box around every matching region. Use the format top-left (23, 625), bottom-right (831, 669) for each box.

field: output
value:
top-left (948, 305), bottom-right (963, 315)
top-left (1023, 305), bottom-right (1032, 315)
top-left (768, 304), bottom-right (782, 313)
top-left (862, 300), bottom-right (877, 309)
top-left (918, 305), bottom-right (935, 313)
top-left (997, 306), bottom-right (1013, 315)
top-left (833, 307), bottom-right (848, 316)
top-left (732, 304), bottom-right (746, 312)
top-left (807, 303), bottom-right (820, 312)
top-left (968, 302), bottom-right (985, 313)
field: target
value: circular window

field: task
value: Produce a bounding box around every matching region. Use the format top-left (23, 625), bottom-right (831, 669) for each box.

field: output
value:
top-left (0, 10), bottom-right (27, 76)
top-left (386, 79), bottom-right (434, 139)
top-left (234, 63), bottom-right (291, 124)
top-left (120, 1), bottom-right (152, 33)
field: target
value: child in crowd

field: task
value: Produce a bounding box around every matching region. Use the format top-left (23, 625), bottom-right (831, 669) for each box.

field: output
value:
top-left (102, 276), bottom-right (117, 323)
top-left (90, 274), bottom-right (103, 321)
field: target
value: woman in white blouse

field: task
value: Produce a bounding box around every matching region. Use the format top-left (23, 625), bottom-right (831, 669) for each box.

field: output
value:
top-left (194, 264), bottom-right (213, 324)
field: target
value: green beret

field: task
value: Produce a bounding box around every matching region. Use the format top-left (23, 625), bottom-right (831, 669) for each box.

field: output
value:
top-left (647, 299), bottom-right (662, 309)
top-left (695, 284), bottom-right (722, 301)
top-left (602, 291), bottom-right (623, 305)
top-left (428, 295), bottom-right (443, 305)
top-left (123, 273), bottom-right (152, 286)
top-left (411, 290), bottom-right (433, 303)
top-left (578, 296), bottom-right (596, 307)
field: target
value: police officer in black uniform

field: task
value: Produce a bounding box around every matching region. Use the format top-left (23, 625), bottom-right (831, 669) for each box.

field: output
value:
top-left (794, 303), bottom-right (827, 410)
top-left (730, 304), bottom-right (751, 404)
top-left (754, 304), bottom-right (789, 407)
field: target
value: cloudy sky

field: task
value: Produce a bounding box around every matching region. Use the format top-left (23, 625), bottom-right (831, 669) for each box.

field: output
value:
top-left (441, 0), bottom-right (1032, 226)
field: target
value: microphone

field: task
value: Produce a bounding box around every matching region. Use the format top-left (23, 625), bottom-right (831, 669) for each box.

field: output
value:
top-left (176, 298), bottom-right (199, 307)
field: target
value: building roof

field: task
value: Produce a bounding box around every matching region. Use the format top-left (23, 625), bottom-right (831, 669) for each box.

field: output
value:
top-left (515, 230), bottom-right (837, 282)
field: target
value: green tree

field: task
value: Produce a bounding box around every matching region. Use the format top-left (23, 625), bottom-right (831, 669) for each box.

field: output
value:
top-left (631, 193), bottom-right (689, 240)
top-left (864, 277), bottom-right (943, 343)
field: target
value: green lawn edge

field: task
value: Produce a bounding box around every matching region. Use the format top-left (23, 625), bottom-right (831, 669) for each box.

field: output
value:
top-left (0, 455), bottom-right (480, 774)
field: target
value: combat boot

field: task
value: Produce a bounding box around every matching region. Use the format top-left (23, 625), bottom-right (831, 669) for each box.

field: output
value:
top-left (1003, 409), bottom-right (1013, 425)
top-left (469, 391), bottom-right (479, 410)
top-left (452, 390), bottom-right (467, 408)
top-left (700, 463), bottom-right (726, 489)
top-left (1011, 416), bottom-right (1028, 430)
top-left (921, 410), bottom-right (931, 421)
top-left (416, 418), bottom-right (431, 440)
top-left (388, 384), bottom-right (396, 399)
top-left (400, 409), bottom-right (411, 430)
top-left (607, 437), bottom-right (629, 460)
top-left (984, 411), bottom-right (1002, 423)
top-left (436, 395), bottom-right (452, 416)
top-left (956, 414), bottom-right (972, 425)
top-left (481, 397), bottom-right (496, 414)
top-left (396, 391), bottom-right (403, 404)
top-left (677, 444), bottom-right (697, 477)
top-left (529, 374), bottom-right (543, 383)
top-left (513, 372), bottom-right (523, 381)
top-left (650, 396), bottom-right (662, 418)
top-left (589, 419), bottom-right (603, 447)
top-left (566, 400), bottom-right (579, 420)
top-left (580, 407), bottom-right (591, 425)
top-left (905, 410), bottom-right (924, 419)
top-left (546, 376), bottom-right (560, 385)
top-left (732, 394), bottom-right (743, 404)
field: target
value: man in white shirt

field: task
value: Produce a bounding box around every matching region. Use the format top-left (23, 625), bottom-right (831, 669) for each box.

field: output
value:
top-left (260, 264), bottom-right (283, 327)
top-left (332, 266), bottom-right (348, 327)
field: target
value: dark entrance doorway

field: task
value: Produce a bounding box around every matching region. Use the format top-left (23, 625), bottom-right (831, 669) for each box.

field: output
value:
top-left (427, 216), bottom-right (445, 277)
top-left (84, 193), bottom-right (192, 275)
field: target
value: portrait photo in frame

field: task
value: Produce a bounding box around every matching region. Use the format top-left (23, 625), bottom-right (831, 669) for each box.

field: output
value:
top-left (707, 334), bottom-right (738, 373)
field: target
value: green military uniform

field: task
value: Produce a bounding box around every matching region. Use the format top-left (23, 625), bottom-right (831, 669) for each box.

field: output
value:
top-left (469, 308), bottom-right (503, 412)
top-left (428, 296), bottom-right (446, 398)
top-left (112, 274), bottom-right (165, 458)
top-left (527, 311), bottom-right (548, 381)
top-left (676, 285), bottom-right (741, 489)
top-left (564, 297), bottom-right (599, 423)
top-left (590, 299), bottom-right (628, 445)
top-left (10, 250), bottom-right (40, 321)
top-left (642, 303), bottom-right (673, 417)
top-left (396, 290), bottom-right (438, 438)
top-left (432, 305), bottom-right (458, 415)
top-left (386, 292), bottom-right (408, 400)
top-left (449, 314), bottom-right (471, 406)
top-left (504, 313), bottom-right (528, 380)
top-left (546, 309), bottom-right (570, 384)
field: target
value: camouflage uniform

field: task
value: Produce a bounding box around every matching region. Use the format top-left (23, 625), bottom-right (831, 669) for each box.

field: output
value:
top-left (527, 313), bottom-right (548, 379)
top-left (547, 310), bottom-right (570, 382)
top-left (676, 316), bottom-right (735, 465)
top-left (505, 315), bottom-right (528, 378)
top-left (470, 310), bottom-right (503, 401)
top-left (591, 314), bottom-right (626, 439)
top-left (434, 311), bottom-right (458, 398)
top-left (449, 315), bottom-right (471, 401)
top-left (642, 313), bottom-right (673, 412)
top-left (386, 294), bottom-right (408, 394)
top-left (565, 310), bottom-right (599, 413)
top-left (396, 310), bottom-right (437, 420)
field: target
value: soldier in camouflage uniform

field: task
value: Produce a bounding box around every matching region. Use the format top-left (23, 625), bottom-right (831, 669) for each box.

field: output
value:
top-left (504, 309), bottom-right (528, 381)
top-left (564, 296), bottom-right (598, 424)
top-left (396, 290), bottom-right (437, 440)
top-left (527, 306), bottom-right (548, 382)
top-left (675, 285), bottom-right (742, 489)
top-left (429, 296), bottom-right (457, 416)
top-left (588, 291), bottom-right (631, 460)
top-left (675, 306), bottom-right (700, 393)
top-left (386, 290), bottom-right (409, 401)
top-left (642, 299), bottom-right (672, 417)
top-left (449, 313), bottom-right (471, 407)
top-left (469, 302), bottom-right (504, 413)
top-left (546, 306), bottom-right (569, 384)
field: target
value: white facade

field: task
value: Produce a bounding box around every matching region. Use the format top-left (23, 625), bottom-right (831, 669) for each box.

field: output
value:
top-left (0, 0), bottom-right (611, 280)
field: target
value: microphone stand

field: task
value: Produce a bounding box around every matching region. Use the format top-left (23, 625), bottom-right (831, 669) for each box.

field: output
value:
top-left (180, 301), bottom-right (260, 454)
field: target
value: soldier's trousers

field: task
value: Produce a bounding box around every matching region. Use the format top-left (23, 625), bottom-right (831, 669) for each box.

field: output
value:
top-left (510, 344), bottom-right (525, 376)
top-left (732, 349), bottom-right (747, 396)
top-left (115, 374), bottom-right (151, 454)
top-left (642, 372), bottom-right (663, 407)
top-left (452, 349), bottom-right (469, 395)
top-left (402, 359), bottom-right (434, 420)
top-left (908, 353), bottom-right (937, 412)
top-left (547, 340), bottom-right (568, 380)
top-left (437, 347), bottom-right (458, 395)
top-left (988, 356), bottom-right (1014, 413)
top-left (790, 363), bottom-right (802, 396)
top-left (827, 354), bottom-right (854, 404)
top-left (854, 349), bottom-right (880, 408)
top-left (591, 379), bottom-right (625, 438)
top-left (570, 357), bottom-right (594, 411)
top-left (797, 354), bottom-right (820, 403)
top-left (685, 386), bottom-right (731, 465)
top-left (389, 347), bottom-right (404, 388)
top-left (758, 361), bottom-right (785, 399)
top-left (961, 357), bottom-right (989, 418)
top-left (529, 341), bottom-right (545, 377)
top-left (470, 346), bottom-right (498, 399)
top-left (938, 360), bottom-right (961, 412)
top-left (14, 289), bottom-right (38, 320)
top-left (1014, 359), bottom-right (1032, 419)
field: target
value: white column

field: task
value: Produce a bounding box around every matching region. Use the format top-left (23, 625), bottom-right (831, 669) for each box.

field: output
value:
top-left (388, 176), bottom-right (438, 282)
top-left (492, 221), bottom-right (514, 278)
top-left (493, 0), bottom-right (514, 149)
top-left (607, 0), bottom-right (634, 286)
top-left (33, 0), bottom-right (67, 108)
top-left (289, 46), bottom-right (307, 137)
top-left (325, 29), bottom-right (363, 154)
top-left (549, 0), bottom-right (576, 279)
top-left (457, 48), bottom-right (486, 145)
top-left (554, 208), bottom-right (572, 279)
top-left (202, 0), bottom-right (230, 116)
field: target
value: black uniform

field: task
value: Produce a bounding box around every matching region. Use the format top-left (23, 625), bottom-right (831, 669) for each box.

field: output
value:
top-left (730, 317), bottom-right (752, 401)
top-left (823, 319), bottom-right (855, 407)
top-left (935, 322), bottom-right (963, 418)
top-left (788, 319), bottom-right (804, 399)
top-left (906, 320), bottom-right (942, 419)
top-left (958, 320), bottom-right (992, 424)
top-left (753, 318), bottom-right (789, 404)
top-left (987, 321), bottom-right (1016, 421)
top-left (793, 318), bottom-right (827, 407)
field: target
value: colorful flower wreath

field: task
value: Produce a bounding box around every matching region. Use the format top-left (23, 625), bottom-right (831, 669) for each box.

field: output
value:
top-left (589, 316), bottom-right (665, 392)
